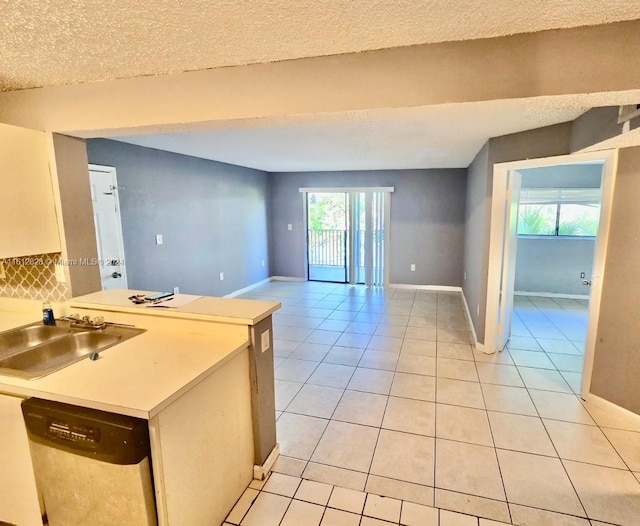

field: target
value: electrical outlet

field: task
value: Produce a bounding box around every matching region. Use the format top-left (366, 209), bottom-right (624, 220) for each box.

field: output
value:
top-left (219, 272), bottom-right (224, 281)
top-left (261, 329), bottom-right (271, 352)
top-left (54, 263), bottom-right (67, 283)
top-left (410, 264), bottom-right (416, 272)
top-left (580, 272), bottom-right (586, 279)
top-left (155, 234), bottom-right (163, 245)
top-left (173, 286), bottom-right (180, 294)
top-left (287, 224), bottom-right (293, 231)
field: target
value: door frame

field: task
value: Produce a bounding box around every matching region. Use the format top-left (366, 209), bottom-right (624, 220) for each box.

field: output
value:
top-left (299, 187), bottom-right (394, 286)
top-left (485, 149), bottom-right (618, 398)
top-left (303, 190), bottom-right (350, 284)
top-left (88, 163), bottom-right (129, 289)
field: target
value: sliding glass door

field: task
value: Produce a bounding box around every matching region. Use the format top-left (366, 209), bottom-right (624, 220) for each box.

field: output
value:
top-left (306, 189), bottom-right (389, 286)
top-left (307, 192), bottom-right (349, 283)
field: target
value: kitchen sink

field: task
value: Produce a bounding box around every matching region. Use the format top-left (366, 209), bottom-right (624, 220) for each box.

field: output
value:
top-left (0, 325), bottom-right (71, 356)
top-left (0, 321), bottom-right (145, 380)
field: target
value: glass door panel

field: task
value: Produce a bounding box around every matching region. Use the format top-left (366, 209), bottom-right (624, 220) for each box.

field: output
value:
top-left (307, 192), bottom-right (348, 283)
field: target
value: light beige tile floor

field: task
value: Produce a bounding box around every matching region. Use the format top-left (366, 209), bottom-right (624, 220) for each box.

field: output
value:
top-left (225, 283), bottom-right (640, 525)
top-left (225, 471), bottom-right (511, 526)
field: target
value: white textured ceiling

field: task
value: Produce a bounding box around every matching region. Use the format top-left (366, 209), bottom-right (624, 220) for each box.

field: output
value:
top-left (2, 1), bottom-right (640, 91)
top-left (112, 100), bottom-right (586, 171)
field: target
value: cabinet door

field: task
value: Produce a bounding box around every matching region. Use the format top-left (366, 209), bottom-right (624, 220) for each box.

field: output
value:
top-left (0, 393), bottom-right (42, 525)
top-left (0, 123), bottom-right (61, 258)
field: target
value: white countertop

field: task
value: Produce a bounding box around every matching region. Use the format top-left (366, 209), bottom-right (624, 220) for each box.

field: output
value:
top-left (69, 289), bottom-right (281, 326)
top-left (0, 290), bottom-right (280, 418)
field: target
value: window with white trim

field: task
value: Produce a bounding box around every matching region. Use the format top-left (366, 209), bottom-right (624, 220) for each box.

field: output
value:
top-left (517, 188), bottom-right (601, 237)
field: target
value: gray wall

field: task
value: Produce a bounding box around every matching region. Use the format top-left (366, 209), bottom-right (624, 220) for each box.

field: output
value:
top-left (462, 144), bottom-right (490, 339)
top-left (514, 163), bottom-right (602, 296)
top-left (269, 169), bottom-right (467, 286)
top-left (462, 123), bottom-right (573, 344)
top-left (591, 146), bottom-right (640, 414)
top-left (514, 238), bottom-right (595, 295)
top-left (570, 107), bottom-right (625, 153)
top-left (86, 139), bottom-right (270, 296)
top-left (519, 163), bottom-right (603, 188)
top-left (52, 134), bottom-right (102, 297)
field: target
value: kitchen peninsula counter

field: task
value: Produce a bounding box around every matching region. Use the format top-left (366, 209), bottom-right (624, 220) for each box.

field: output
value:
top-left (0, 290), bottom-right (280, 526)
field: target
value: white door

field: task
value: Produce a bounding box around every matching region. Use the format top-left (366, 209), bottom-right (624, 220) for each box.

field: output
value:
top-left (89, 165), bottom-right (128, 290)
top-left (496, 170), bottom-right (521, 351)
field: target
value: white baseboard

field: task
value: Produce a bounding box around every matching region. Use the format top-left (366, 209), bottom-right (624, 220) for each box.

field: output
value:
top-left (584, 393), bottom-right (640, 426)
top-left (460, 291), bottom-right (479, 346)
top-left (225, 276), bottom-right (307, 297)
top-left (460, 290), bottom-right (491, 354)
top-left (224, 277), bottom-right (272, 298)
top-left (253, 443), bottom-right (280, 481)
top-left (387, 284), bottom-right (462, 292)
top-left (514, 291), bottom-right (589, 300)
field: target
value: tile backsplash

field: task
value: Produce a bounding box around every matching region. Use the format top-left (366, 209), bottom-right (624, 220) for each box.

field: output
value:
top-left (0, 253), bottom-right (69, 302)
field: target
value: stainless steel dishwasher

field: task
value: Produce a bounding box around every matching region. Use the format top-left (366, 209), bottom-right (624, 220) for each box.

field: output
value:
top-left (21, 398), bottom-right (157, 526)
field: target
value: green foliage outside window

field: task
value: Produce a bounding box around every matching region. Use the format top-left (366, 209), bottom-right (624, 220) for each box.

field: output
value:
top-left (517, 199), bottom-right (600, 237)
top-left (308, 193), bottom-right (347, 230)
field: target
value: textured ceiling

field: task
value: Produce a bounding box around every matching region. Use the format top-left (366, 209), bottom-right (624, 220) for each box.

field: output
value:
top-left (2, 1), bottom-right (640, 91)
top-left (112, 101), bottom-right (586, 171)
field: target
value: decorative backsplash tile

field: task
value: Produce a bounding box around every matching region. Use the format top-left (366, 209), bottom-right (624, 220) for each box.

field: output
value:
top-left (0, 253), bottom-right (70, 302)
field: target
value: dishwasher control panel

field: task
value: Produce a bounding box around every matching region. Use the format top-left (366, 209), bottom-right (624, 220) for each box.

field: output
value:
top-left (47, 419), bottom-right (101, 444)
top-left (22, 397), bottom-right (150, 465)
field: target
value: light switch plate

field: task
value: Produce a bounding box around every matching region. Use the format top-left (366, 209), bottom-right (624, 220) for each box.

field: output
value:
top-left (287, 224), bottom-right (293, 231)
top-left (410, 264), bottom-right (416, 272)
top-left (261, 329), bottom-right (271, 352)
top-left (219, 272), bottom-right (224, 281)
top-left (155, 234), bottom-right (163, 245)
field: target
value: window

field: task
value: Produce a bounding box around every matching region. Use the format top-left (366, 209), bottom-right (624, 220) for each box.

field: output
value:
top-left (517, 188), bottom-right (601, 237)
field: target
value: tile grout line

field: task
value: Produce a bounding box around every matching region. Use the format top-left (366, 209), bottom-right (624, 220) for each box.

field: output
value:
top-left (522, 370), bottom-right (590, 521)
top-left (471, 342), bottom-right (513, 525)
top-left (288, 288), bottom-right (387, 489)
top-left (264, 284), bottom-right (633, 525)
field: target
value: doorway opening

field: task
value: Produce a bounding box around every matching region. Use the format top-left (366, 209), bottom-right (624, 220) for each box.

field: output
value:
top-left (510, 163), bottom-right (604, 394)
top-left (302, 187), bottom-right (392, 287)
top-left (88, 164), bottom-right (128, 290)
top-left (485, 150), bottom-right (618, 398)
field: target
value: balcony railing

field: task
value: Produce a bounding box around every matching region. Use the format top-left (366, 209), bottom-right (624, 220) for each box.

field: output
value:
top-left (308, 230), bottom-right (383, 266)
top-left (308, 229), bottom-right (347, 266)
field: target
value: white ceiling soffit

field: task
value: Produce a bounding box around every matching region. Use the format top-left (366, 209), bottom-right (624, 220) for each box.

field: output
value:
top-left (2, 1), bottom-right (640, 91)
top-left (111, 100), bottom-right (587, 171)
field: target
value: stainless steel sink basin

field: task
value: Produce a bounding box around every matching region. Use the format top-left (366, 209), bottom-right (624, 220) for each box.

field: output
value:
top-left (0, 325), bottom-right (70, 356)
top-left (0, 321), bottom-right (145, 380)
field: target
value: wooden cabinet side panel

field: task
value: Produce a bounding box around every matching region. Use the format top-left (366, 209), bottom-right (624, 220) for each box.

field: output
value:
top-left (154, 349), bottom-right (254, 526)
top-left (0, 393), bottom-right (43, 526)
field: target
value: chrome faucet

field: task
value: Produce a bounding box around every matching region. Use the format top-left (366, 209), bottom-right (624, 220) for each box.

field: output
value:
top-left (60, 314), bottom-right (107, 330)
